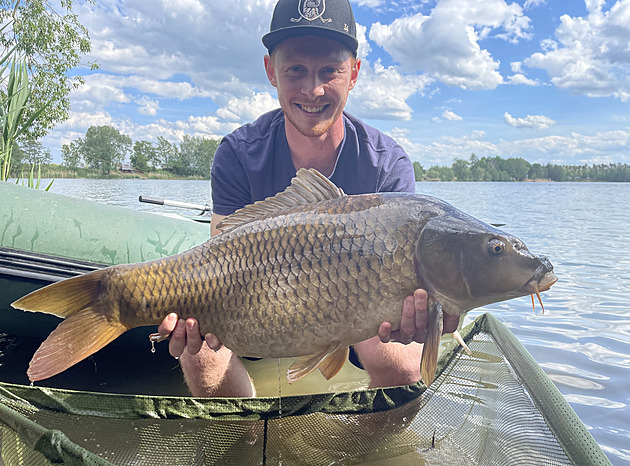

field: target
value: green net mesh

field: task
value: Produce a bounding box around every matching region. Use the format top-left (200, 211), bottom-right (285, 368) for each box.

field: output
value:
top-left (0, 313), bottom-right (610, 465)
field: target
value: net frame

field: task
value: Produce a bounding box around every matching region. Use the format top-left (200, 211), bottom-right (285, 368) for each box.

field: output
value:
top-left (0, 313), bottom-right (611, 466)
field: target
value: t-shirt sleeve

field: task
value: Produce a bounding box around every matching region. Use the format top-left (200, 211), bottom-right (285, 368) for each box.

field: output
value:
top-left (378, 144), bottom-right (416, 194)
top-left (211, 138), bottom-right (252, 216)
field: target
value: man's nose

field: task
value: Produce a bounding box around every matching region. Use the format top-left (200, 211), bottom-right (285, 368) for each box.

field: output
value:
top-left (301, 73), bottom-right (325, 98)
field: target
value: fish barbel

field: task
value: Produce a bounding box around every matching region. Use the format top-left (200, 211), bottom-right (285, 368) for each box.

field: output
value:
top-left (12, 169), bottom-right (557, 385)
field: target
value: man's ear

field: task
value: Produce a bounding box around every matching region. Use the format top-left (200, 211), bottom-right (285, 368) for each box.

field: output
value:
top-left (264, 54), bottom-right (278, 87)
top-left (348, 57), bottom-right (361, 91)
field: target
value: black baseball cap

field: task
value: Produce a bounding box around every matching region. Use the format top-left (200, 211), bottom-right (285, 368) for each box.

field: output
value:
top-left (262, 0), bottom-right (358, 56)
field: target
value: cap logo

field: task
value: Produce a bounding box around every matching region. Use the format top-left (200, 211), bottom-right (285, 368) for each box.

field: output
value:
top-left (290, 0), bottom-right (332, 23)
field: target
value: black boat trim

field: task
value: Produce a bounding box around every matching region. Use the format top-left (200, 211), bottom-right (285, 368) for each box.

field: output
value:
top-left (0, 246), bottom-right (108, 283)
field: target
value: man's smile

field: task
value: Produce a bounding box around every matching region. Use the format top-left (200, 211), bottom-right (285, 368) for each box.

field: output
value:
top-left (296, 103), bottom-right (329, 113)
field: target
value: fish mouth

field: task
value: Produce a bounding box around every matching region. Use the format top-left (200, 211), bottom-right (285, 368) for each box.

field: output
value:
top-left (523, 270), bottom-right (557, 314)
top-left (536, 271), bottom-right (558, 292)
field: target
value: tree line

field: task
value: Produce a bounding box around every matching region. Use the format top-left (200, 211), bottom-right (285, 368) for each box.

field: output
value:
top-left (60, 125), bottom-right (220, 178)
top-left (413, 154), bottom-right (630, 182)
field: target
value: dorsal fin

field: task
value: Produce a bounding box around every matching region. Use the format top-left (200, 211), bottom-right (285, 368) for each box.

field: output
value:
top-left (216, 168), bottom-right (345, 233)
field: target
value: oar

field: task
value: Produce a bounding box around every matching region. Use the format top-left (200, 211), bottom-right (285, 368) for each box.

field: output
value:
top-left (138, 196), bottom-right (211, 214)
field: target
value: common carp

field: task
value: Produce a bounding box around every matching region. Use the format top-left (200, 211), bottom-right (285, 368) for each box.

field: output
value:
top-left (12, 169), bottom-right (556, 386)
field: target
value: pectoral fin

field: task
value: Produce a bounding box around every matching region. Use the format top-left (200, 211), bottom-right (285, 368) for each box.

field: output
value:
top-left (287, 344), bottom-right (349, 384)
top-left (420, 299), bottom-right (443, 386)
top-left (452, 329), bottom-right (472, 355)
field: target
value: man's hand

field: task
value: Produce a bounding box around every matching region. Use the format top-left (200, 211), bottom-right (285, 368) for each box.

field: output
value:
top-left (377, 289), bottom-right (459, 344)
top-left (157, 313), bottom-right (222, 358)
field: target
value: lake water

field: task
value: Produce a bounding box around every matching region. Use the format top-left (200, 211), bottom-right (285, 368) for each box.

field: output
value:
top-left (14, 178), bottom-right (630, 464)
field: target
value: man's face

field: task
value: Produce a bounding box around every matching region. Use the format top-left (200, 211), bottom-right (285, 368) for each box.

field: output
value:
top-left (265, 35), bottom-right (360, 138)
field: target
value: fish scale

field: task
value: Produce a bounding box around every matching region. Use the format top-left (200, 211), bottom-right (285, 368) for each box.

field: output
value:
top-left (12, 169), bottom-right (556, 385)
top-left (183, 198), bottom-right (418, 359)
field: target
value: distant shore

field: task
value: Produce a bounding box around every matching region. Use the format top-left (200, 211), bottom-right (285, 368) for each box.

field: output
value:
top-left (33, 165), bottom-right (206, 181)
top-left (7, 163), bottom-right (626, 183)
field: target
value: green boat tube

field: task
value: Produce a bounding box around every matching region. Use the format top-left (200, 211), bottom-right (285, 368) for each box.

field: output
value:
top-left (0, 181), bottom-right (210, 340)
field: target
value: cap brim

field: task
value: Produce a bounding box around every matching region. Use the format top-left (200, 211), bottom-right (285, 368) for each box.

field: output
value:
top-left (262, 26), bottom-right (358, 55)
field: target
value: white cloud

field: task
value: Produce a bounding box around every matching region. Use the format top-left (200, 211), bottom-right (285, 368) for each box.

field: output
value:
top-left (353, 0), bottom-right (385, 7)
top-left (525, 0), bottom-right (630, 101)
top-left (369, 0), bottom-right (533, 90)
top-left (69, 76), bottom-right (131, 112)
top-left (78, 0), bottom-right (275, 92)
top-left (400, 126), bottom-right (630, 167)
top-left (404, 130), bottom-right (500, 166)
top-left (504, 112), bottom-right (555, 129)
top-left (56, 111), bottom-right (114, 130)
top-left (524, 0), bottom-right (546, 11)
top-left (347, 22), bottom-right (433, 121)
top-left (216, 92), bottom-right (279, 122)
top-left (136, 97), bottom-right (160, 116)
top-left (443, 110), bottom-right (463, 121)
top-left (507, 73), bottom-right (539, 86)
top-left (385, 127), bottom-right (423, 155)
top-left (502, 129), bottom-right (630, 162)
top-left (348, 59), bottom-right (432, 121)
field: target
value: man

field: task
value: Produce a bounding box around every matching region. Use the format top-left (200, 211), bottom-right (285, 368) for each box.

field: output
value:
top-left (157, 0), bottom-right (458, 397)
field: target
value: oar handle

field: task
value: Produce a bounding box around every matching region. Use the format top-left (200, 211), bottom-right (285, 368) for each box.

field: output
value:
top-left (138, 196), bottom-right (210, 212)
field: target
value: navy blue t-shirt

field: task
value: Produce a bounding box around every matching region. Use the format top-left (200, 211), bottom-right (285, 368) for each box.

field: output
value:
top-left (211, 109), bottom-right (415, 216)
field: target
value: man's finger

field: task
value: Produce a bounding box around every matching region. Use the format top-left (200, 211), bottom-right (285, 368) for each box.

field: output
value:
top-left (413, 289), bottom-right (428, 331)
top-left (378, 321), bottom-right (392, 343)
top-left (185, 318), bottom-right (203, 354)
top-left (157, 312), bottom-right (179, 336)
top-left (398, 295), bottom-right (416, 343)
top-left (168, 318), bottom-right (187, 358)
top-left (205, 333), bottom-right (223, 351)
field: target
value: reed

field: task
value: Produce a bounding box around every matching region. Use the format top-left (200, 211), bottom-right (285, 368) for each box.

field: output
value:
top-left (1, 46), bottom-right (51, 188)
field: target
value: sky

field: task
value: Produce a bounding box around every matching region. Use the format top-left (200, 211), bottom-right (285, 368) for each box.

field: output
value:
top-left (41, 0), bottom-right (630, 168)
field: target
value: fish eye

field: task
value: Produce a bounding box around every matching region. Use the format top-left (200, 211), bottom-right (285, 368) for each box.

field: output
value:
top-left (488, 239), bottom-right (505, 255)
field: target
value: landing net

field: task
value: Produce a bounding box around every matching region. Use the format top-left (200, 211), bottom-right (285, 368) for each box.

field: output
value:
top-left (0, 313), bottom-right (610, 465)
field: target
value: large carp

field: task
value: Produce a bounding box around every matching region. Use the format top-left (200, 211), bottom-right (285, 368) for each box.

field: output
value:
top-left (13, 169), bottom-right (556, 386)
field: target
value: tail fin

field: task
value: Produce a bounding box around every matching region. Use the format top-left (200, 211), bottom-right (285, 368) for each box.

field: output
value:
top-left (12, 270), bottom-right (129, 381)
top-left (12, 269), bottom-right (105, 317)
top-left (420, 299), bottom-right (443, 387)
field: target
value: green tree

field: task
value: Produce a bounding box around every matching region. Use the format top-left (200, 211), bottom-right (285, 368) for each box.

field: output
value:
top-left (173, 135), bottom-right (218, 178)
top-left (156, 136), bottom-right (178, 171)
top-left (412, 161), bottom-right (424, 181)
top-left (452, 158), bottom-right (471, 181)
top-left (0, 0), bottom-right (97, 138)
top-left (18, 139), bottom-right (51, 165)
top-left (77, 125), bottom-right (131, 175)
top-left (130, 141), bottom-right (153, 172)
top-left (61, 140), bottom-right (81, 170)
top-left (528, 163), bottom-right (546, 180)
top-left (426, 165), bottom-right (454, 181)
top-left (485, 156), bottom-right (510, 181)
top-left (502, 157), bottom-right (531, 181)
top-left (133, 140), bottom-right (160, 170)
top-left (546, 164), bottom-right (565, 181)
top-left (470, 163), bottom-right (489, 181)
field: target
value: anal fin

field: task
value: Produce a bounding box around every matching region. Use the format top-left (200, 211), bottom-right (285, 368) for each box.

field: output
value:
top-left (28, 308), bottom-right (127, 382)
top-left (287, 344), bottom-right (349, 384)
top-left (420, 299), bottom-right (443, 386)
